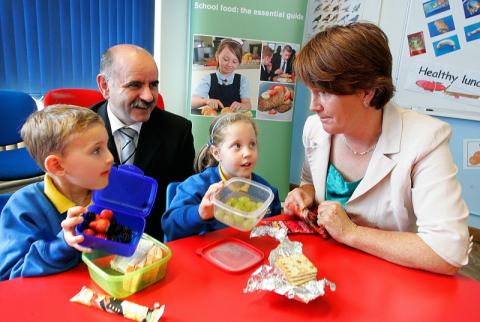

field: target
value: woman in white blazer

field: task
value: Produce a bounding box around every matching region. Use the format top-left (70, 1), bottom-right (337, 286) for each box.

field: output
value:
top-left (285, 22), bottom-right (471, 275)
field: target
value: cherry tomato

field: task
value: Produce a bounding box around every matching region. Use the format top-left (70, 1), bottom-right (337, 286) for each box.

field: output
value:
top-left (82, 228), bottom-right (95, 236)
top-left (94, 219), bottom-right (110, 234)
top-left (89, 221), bottom-right (98, 230)
top-left (100, 209), bottom-right (113, 220)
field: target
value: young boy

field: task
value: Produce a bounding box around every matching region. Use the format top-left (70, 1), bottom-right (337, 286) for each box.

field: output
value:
top-left (0, 105), bottom-right (113, 280)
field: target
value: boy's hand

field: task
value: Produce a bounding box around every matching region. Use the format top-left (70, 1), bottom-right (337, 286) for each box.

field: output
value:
top-left (61, 206), bottom-right (92, 253)
top-left (199, 181), bottom-right (224, 221)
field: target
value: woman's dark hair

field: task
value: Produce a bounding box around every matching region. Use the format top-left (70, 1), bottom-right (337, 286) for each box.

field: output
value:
top-left (294, 22), bottom-right (394, 109)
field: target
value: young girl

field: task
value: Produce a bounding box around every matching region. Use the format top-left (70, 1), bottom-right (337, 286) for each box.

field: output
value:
top-left (161, 113), bottom-right (281, 241)
top-left (191, 38), bottom-right (252, 112)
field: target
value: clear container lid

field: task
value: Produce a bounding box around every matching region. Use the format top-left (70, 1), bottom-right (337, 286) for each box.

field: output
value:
top-left (196, 238), bottom-right (264, 273)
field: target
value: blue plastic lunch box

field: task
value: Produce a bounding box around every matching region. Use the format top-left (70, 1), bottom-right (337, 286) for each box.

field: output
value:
top-left (75, 164), bottom-right (158, 256)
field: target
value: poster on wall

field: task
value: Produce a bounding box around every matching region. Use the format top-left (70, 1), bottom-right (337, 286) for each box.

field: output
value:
top-left (394, 0), bottom-right (480, 121)
top-left (303, 0), bottom-right (364, 40)
top-left (190, 35), bottom-right (299, 122)
top-left (464, 139), bottom-right (480, 169)
top-left (187, 0), bottom-right (308, 198)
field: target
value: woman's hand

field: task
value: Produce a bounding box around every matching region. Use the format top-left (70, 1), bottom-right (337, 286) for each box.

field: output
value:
top-left (283, 186), bottom-right (314, 218)
top-left (316, 201), bottom-right (357, 244)
top-left (61, 206), bottom-right (92, 253)
top-left (199, 181), bottom-right (224, 220)
top-left (206, 98), bottom-right (224, 110)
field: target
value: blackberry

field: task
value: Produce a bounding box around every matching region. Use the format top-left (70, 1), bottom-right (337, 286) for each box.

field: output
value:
top-left (106, 220), bottom-right (132, 243)
top-left (81, 211), bottom-right (97, 231)
top-left (118, 226), bottom-right (132, 243)
top-left (84, 211), bottom-right (96, 223)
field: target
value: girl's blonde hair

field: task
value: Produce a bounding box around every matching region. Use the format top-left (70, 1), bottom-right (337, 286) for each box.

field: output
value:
top-left (194, 112), bottom-right (258, 173)
top-left (21, 104), bottom-right (104, 171)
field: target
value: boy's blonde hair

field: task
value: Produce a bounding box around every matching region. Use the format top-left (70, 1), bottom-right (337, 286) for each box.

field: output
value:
top-left (194, 112), bottom-right (258, 173)
top-left (21, 104), bottom-right (104, 171)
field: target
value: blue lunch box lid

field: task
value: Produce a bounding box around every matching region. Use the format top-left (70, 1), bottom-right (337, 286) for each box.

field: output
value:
top-left (76, 164), bottom-right (158, 257)
top-left (92, 164), bottom-right (158, 217)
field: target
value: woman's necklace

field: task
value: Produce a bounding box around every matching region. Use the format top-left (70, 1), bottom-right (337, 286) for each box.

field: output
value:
top-left (342, 135), bottom-right (377, 156)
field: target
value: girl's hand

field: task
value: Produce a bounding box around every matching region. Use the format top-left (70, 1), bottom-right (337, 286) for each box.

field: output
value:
top-left (206, 98), bottom-right (224, 110)
top-left (61, 206), bottom-right (92, 253)
top-left (199, 181), bottom-right (224, 220)
top-left (283, 187), bottom-right (314, 218)
top-left (230, 101), bottom-right (245, 111)
top-left (316, 201), bottom-right (357, 244)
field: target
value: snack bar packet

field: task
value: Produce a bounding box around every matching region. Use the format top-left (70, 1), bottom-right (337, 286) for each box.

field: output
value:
top-left (246, 225), bottom-right (335, 303)
top-left (70, 286), bottom-right (165, 322)
top-left (286, 204), bottom-right (328, 237)
top-left (257, 219), bottom-right (316, 235)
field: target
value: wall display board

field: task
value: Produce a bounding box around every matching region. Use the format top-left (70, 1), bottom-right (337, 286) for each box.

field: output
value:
top-left (394, 0), bottom-right (480, 121)
top-left (187, 0), bottom-right (308, 199)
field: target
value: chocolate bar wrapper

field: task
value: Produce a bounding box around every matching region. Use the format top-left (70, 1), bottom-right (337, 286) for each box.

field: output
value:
top-left (70, 286), bottom-right (165, 322)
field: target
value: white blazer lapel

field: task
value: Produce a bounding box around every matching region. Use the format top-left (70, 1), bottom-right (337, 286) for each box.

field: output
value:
top-left (349, 103), bottom-right (402, 202)
top-left (305, 130), bottom-right (331, 203)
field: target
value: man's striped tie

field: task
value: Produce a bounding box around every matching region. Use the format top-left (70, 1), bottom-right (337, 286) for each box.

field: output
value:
top-left (118, 127), bottom-right (137, 165)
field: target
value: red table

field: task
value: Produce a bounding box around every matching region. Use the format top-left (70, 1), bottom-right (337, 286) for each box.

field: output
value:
top-left (1, 218), bottom-right (479, 322)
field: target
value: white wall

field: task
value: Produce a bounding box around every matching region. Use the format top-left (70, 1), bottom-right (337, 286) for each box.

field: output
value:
top-left (156, 0), bottom-right (190, 116)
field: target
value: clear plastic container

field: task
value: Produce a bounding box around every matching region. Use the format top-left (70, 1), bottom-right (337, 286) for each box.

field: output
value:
top-left (82, 234), bottom-right (171, 298)
top-left (196, 238), bottom-right (264, 273)
top-left (75, 164), bottom-right (158, 257)
top-left (213, 177), bottom-right (273, 231)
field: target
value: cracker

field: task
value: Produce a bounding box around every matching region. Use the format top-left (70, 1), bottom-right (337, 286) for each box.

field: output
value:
top-left (274, 253), bottom-right (317, 285)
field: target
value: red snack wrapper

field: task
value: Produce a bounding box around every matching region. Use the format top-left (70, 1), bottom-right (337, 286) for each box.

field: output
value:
top-left (70, 286), bottom-right (165, 322)
top-left (286, 204), bottom-right (328, 237)
top-left (258, 220), bottom-right (315, 234)
top-left (303, 209), bottom-right (327, 236)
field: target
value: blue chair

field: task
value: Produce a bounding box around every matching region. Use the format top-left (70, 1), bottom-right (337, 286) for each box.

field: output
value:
top-left (164, 182), bottom-right (180, 242)
top-left (0, 90), bottom-right (44, 180)
top-left (0, 193), bottom-right (12, 213)
top-left (166, 182), bottom-right (180, 209)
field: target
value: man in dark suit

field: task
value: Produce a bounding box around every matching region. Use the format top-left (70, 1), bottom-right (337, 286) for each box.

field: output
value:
top-left (271, 45), bottom-right (293, 76)
top-left (92, 44), bottom-right (195, 241)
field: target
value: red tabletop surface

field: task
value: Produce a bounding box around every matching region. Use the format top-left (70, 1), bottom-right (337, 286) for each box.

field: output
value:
top-left (1, 215), bottom-right (479, 322)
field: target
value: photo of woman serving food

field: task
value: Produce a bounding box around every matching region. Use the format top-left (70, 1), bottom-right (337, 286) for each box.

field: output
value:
top-left (191, 37), bottom-right (257, 117)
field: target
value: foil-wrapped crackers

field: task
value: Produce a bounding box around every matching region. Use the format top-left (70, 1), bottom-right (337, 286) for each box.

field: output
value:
top-left (244, 225), bottom-right (335, 303)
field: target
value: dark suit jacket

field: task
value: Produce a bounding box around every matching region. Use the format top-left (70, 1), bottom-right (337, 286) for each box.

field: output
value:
top-left (260, 64), bottom-right (274, 81)
top-left (91, 101), bottom-right (195, 240)
top-left (271, 54), bottom-right (292, 75)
